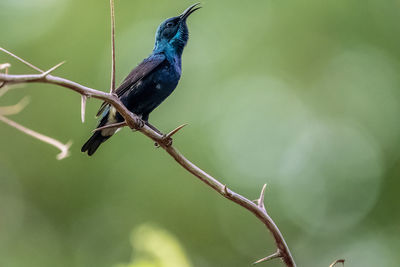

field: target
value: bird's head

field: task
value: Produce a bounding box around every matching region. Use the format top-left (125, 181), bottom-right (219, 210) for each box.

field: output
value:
top-left (154, 3), bottom-right (201, 55)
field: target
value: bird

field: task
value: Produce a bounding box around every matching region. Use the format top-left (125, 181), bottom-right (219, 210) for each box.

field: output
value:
top-left (82, 3), bottom-right (201, 156)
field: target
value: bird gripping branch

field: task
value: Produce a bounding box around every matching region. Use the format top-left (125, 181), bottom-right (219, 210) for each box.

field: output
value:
top-left (82, 3), bottom-right (201, 156)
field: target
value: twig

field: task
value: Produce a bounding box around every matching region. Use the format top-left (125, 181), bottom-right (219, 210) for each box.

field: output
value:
top-left (0, 47), bottom-right (43, 73)
top-left (0, 57), bottom-right (70, 159)
top-left (0, 96), bottom-right (30, 115)
top-left (0, 115), bottom-right (72, 160)
top-left (109, 0), bottom-right (116, 93)
top-left (257, 184), bottom-right (268, 210)
top-left (0, 84), bottom-right (24, 98)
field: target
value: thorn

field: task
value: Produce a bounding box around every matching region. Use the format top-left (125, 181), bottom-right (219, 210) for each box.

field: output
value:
top-left (0, 63), bottom-right (11, 71)
top-left (223, 185), bottom-right (229, 195)
top-left (329, 259), bottom-right (345, 267)
top-left (92, 121), bottom-right (127, 132)
top-left (42, 61), bottom-right (65, 77)
top-left (0, 63), bottom-right (11, 89)
top-left (253, 250), bottom-right (281, 265)
top-left (166, 123), bottom-right (188, 138)
top-left (81, 95), bottom-right (87, 123)
top-left (257, 184), bottom-right (267, 210)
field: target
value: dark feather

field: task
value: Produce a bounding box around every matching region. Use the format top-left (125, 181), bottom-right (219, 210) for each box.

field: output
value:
top-left (96, 53), bottom-right (166, 117)
top-left (81, 131), bottom-right (111, 156)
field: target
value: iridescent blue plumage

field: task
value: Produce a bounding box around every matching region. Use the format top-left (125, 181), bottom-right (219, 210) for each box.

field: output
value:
top-left (82, 3), bottom-right (200, 155)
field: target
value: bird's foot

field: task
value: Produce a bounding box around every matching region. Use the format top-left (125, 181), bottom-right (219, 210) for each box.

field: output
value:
top-left (134, 117), bottom-right (145, 129)
top-left (154, 135), bottom-right (173, 148)
top-left (162, 134), bottom-right (173, 146)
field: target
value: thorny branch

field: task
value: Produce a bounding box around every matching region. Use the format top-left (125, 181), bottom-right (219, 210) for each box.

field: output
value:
top-left (0, 48), bottom-right (296, 267)
top-left (0, 2), bottom-right (298, 266)
top-left (0, 60), bottom-right (71, 159)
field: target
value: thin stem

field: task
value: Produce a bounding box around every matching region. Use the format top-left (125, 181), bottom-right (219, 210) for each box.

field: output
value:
top-left (0, 115), bottom-right (71, 160)
top-left (110, 0), bottom-right (116, 93)
top-left (0, 47), bottom-right (43, 73)
top-left (0, 96), bottom-right (30, 115)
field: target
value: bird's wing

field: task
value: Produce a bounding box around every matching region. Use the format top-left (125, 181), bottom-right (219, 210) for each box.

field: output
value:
top-left (96, 53), bottom-right (166, 117)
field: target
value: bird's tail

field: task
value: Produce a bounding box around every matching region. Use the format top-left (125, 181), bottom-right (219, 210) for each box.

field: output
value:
top-left (81, 131), bottom-right (111, 156)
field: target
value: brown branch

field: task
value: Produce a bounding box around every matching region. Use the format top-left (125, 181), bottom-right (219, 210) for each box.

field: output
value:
top-left (0, 70), bottom-right (296, 266)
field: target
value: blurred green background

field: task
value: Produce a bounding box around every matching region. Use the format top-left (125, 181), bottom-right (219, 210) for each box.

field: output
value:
top-left (1, 0), bottom-right (400, 266)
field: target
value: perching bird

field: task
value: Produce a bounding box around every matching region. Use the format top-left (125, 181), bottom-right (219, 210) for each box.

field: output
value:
top-left (82, 3), bottom-right (201, 156)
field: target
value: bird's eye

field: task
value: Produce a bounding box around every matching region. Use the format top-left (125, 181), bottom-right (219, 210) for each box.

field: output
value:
top-left (166, 22), bottom-right (174, 27)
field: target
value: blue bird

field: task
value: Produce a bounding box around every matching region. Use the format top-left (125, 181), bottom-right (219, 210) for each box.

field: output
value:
top-left (82, 3), bottom-right (201, 156)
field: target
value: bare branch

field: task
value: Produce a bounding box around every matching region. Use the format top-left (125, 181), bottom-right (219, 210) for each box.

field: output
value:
top-left (0, 96), bottom-right (30, 115)
top-left (253, 250), bottom-right (282, 265)
top-left (92, 121), bottom-right (127, 132)
top-left (81, 95), bottom-right (87, 123)
top-left (329, 259), bottom-right (345, 267)
top-left (0, 47), bottom-right (43, 73)
top-left (109, 0), bottom-right (116, 93)
top-left (0, 115), bottom-right (72, 160)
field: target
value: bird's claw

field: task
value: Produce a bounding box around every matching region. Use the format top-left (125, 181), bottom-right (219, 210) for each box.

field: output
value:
top-left (154, 135), bottom-right (173, 148)
top-left (162, 135), bottom-right (173, 146)
top-left (134, 118), bottom-right (145, 129)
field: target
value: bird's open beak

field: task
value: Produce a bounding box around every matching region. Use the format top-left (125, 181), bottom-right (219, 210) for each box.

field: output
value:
top-left (180, 3), bottom-right (201, 21)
